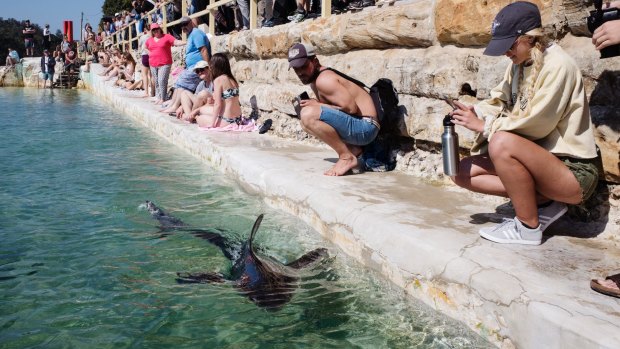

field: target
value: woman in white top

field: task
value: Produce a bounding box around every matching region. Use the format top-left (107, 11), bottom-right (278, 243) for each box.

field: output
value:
top-left (137, 26), bottom-right (153, 97)
top-left (449, 2), bottom-right (598, 245)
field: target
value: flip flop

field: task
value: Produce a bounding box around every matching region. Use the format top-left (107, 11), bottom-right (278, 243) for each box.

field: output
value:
top-left (590, 273), bottom-right (620, 298)
top-left (258, 119), bottom-right (272, 134)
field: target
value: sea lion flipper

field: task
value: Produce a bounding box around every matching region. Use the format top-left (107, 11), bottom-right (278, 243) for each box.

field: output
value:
top-left (176, 271), bottom-right (227, 284)
top-left (285, 248), bottom-right (329, 269)
top-left (190, 229), bottom-right (238, 260)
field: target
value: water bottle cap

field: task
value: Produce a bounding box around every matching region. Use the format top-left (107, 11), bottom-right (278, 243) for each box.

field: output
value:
top-left (443, 115), bottom-right (455, 127)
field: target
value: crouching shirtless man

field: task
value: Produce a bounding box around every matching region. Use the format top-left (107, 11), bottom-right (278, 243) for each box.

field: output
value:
top-left (289, 43), bottom-right (379, 176)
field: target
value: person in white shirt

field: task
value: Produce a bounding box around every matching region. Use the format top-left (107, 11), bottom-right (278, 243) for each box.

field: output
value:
top-left (43, 24), bottom-right (52, 51)
top-left (6, 48), bottom-right (19, 66)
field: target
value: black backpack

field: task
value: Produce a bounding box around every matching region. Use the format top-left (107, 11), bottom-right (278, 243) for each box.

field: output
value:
top-left (323, 68), bottom-right (399, 135)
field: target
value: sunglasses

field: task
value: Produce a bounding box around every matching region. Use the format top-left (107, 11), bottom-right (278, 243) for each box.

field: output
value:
top-left (195, 68), bottom-right (207, 74)
top-left (507, 37), bottom-right (521, 53)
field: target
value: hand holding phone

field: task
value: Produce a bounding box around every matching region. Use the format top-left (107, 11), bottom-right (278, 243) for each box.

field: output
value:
top-left (292, 92), bottom-right (310, 118)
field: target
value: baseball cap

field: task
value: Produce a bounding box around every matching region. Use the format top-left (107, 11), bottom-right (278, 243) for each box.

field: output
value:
top-left (483, 1), bottom-right (542, 56)
top-left (150, 23), bottom-right (161, 30)
top-left (192, 60), bottom-right (209, 71)
top-left (288, 43), bottom-right (316, 69)
top-left (115, 12), bottom-right (120, 16)
top-left (180, 16), bottom-right (192, 25)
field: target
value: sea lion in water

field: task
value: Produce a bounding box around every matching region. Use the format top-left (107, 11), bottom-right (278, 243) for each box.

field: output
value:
top-left (145, 201), bottom-right (329, 310)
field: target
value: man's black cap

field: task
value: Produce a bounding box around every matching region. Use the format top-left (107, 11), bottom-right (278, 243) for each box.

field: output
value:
top-left (484, 1), bottom-right (542, 56)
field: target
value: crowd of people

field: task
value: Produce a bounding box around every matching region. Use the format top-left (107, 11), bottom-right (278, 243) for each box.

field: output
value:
top-left (97, 15), bottom-right (253, 131)
top-left (101, 0), bottom-right (401, 39)
top-left (89, 1), bottom-right (620, 300)
top-left (9, 0), bottom-right (617, 300)
top-left (282, 2), bottom-right (620, 299)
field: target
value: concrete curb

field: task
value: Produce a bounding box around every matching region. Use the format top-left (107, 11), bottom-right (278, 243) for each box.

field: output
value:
top-left (82, 66), bottom-right (620, 349)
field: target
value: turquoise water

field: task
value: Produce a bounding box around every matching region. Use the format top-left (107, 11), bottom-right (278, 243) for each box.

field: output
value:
top-left (0, 88), bottom-right (493, 348)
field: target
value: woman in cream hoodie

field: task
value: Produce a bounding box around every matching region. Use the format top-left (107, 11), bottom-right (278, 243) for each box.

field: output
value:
top-left (449, 2), bottom-right (599, 245)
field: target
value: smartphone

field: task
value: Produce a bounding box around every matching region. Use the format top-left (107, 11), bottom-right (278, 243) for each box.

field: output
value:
top-left (444, 98), bottom-right (456, 110)
top-left (292, 97), bottom-right (302, 118)
top-left (292, 92), bottom-right (310, 118)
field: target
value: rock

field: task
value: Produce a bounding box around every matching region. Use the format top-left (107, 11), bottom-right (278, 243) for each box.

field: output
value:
top-left (212, 1), bottom-right (434, 58)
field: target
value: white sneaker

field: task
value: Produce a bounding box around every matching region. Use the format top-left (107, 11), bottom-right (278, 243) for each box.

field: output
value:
top-left (479, 217), bottom-right (542, 245)
top-left (290, 12), bottom-right (306, 23)
top-left (537, 201), bottom-right (567, 232)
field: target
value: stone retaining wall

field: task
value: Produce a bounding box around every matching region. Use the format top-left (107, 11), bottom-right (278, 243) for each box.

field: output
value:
top-left (211, 0), bottom-right (620, 183)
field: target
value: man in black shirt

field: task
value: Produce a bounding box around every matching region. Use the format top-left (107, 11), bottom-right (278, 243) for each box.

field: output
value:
top-left (23, 20), bottom-right (36, 57)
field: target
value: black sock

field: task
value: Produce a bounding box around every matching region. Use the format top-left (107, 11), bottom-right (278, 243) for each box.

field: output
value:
top-left (537, 200), bottom-right (553, 209)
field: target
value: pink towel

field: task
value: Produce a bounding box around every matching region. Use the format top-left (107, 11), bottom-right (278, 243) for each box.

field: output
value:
top-left (199, 119), bottom-right (257, 132)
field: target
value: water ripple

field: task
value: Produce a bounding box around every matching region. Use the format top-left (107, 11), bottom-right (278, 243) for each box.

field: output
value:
top-left (0, 89), bottom-right (493, 349)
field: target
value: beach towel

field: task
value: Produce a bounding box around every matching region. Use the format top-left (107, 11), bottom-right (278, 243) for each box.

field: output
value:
top-left (199, 119), bottom-right (256, 132)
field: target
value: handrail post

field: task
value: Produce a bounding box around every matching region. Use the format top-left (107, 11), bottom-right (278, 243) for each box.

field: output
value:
top-left (162, 4), bottom-right (168, 33)
top-left (209, 0), bottom-right (216, 36)
top-left (182, 0), bottom-right (188, 41)
top-left (250, 0), bottom-right (258, 29)
top-left (129, 24), bottom-right (133, 53)
top-left (321, 0), bottom-right (332, 18)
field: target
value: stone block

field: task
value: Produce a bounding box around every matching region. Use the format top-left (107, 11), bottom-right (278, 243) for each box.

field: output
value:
top-left (212, 1), bottom-right (434, 59)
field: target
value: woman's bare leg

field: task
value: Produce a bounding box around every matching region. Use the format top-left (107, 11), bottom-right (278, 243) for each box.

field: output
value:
top-left (161, 90), bottom-right (182, 112)
top-left (195, 106), bottom-right (217, 127)
top-left (487, 131), bottom-right (581, 227)
top-left (140, 65), bottom-right (150, 96)
top-left (180, 91), bottom-right (198, 119)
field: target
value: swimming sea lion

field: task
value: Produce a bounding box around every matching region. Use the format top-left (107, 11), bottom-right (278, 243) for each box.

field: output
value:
top-left (145, 201), bottom-right (329, 310)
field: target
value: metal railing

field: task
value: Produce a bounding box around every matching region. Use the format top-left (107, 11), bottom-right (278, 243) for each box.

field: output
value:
top-left (108, 0), bottom-right (336, 55)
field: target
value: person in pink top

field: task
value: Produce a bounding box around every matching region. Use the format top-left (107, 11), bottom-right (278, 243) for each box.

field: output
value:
top-left (145, 23), bottom-right (184, 105)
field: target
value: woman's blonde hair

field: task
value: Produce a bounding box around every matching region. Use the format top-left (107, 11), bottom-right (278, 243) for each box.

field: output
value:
top-left (513, 28), bottom-right (551, 117)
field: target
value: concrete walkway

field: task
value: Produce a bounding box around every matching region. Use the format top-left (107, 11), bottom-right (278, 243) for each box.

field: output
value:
top-left (82, 66), bottom-right (620, 349)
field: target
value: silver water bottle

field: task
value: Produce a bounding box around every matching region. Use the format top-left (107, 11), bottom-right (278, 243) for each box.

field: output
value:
top-left (442, 115), bottom-right (459, 176)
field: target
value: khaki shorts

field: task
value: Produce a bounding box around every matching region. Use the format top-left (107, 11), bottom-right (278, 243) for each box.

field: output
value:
top-left (560, 157), bottom-right (599, 204)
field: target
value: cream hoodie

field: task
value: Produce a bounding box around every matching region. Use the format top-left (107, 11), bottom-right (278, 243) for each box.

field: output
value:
top-left (471, 44), bottom-right (598, 159)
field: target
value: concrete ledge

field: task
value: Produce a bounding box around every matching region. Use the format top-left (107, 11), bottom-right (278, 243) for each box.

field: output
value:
top-left (82, 66), bottom-right (620, 349)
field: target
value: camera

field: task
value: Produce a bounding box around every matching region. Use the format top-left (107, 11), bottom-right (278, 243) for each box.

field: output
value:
top-left (588, 0), bottom-right (620, 58)
top-left (292, 92), bottom-right (310, 118)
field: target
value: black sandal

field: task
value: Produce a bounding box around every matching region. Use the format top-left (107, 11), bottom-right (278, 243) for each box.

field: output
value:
top-left (258, 119), bottom-right (272, 134)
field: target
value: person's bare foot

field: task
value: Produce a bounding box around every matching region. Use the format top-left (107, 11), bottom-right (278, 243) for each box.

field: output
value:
top-left (597, 278), bottom-right (620, 291)
top-left (324, 155), bottom-right (359, 176)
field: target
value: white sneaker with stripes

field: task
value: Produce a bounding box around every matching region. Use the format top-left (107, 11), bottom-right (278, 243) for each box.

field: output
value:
top-left (479, 217), bottom-right (542, 245)
top-left (537, 201), bottom-right (567, 232)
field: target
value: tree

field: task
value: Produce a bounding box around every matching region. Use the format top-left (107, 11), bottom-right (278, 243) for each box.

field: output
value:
top-left (100, 0), bottom-right (133, 34)
top-left (0, 17), bottom-right (45, 63)
top-left (102, 0), bottom-right (133, 17)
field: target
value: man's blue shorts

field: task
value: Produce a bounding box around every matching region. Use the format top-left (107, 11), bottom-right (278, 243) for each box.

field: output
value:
top-left (41, 72), bottom-right (53, 80)
top-left (174, 68), bottom-right (201, 92)
top-left (319, 106), bottom-right (380, 146)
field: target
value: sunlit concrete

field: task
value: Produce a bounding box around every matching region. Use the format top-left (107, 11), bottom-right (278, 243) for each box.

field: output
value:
top-left (82, 65), bottom-right (620, 349)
